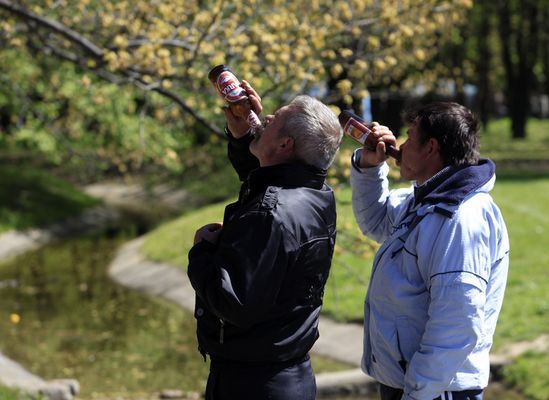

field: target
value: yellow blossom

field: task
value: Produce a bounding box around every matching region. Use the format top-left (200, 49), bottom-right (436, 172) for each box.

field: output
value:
top-left (10, 313), bottom-right (20, 324)
top-left (331, 64), bottom-right (344, 78)
top-left (81, 75), bottom-right (91, 88)
top-left (415, 49), bottom-right (426, 61)
top-left (113, 35), bottom-right (127, 48)
top-left (367, 36), bottom-right (380, 50)
top-left (339, 48), bottom-right (354, 58)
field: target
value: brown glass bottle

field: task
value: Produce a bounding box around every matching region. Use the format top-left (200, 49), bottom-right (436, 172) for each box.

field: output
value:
top-left (338, 110), bottom-right (401, 161)
top-left (208, 64), bottom-right (261, 128)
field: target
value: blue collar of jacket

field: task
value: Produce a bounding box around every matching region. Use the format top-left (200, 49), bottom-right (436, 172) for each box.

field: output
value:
top-left (244, 163), bottom-right (326, 198)
top-left (413, 158), bottom-right (495, 207)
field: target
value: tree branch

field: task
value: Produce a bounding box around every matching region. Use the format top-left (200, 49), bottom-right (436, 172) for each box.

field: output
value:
top-left (0, 0), bottom-right (224, 137)
top-left (152, 86), bottom-right (224, 136)
top-left (0, 0), bottom-right (103, 59)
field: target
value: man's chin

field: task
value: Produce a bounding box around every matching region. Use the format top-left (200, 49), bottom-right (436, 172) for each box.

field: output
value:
top-left (252, 126), bottom-right (264, 139)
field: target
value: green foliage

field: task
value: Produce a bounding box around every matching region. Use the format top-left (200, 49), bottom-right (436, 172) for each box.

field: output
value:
top-left (0, 165), bottom-right (100, 233)
top-left (0, 48), bottom-right (195, 177)
top-left (0, 0), bottom-right (475, 175)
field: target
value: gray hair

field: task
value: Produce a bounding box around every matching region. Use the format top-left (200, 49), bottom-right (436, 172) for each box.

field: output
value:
top-left (281, 95), bottom-right (342, 170)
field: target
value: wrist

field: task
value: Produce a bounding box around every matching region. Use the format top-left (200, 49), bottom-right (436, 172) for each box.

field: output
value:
top-left (225, 125), bottom-right (252, 141)
top-left (352, 148), bottom-right (383, 170)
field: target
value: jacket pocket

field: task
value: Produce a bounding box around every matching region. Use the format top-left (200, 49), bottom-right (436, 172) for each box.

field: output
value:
top-left (395, 316), bottom-right (422, 365)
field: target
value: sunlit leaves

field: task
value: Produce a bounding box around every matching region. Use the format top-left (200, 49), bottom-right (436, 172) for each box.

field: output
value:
top-left (1, 0), bottom-right (471, 107)
top-left (0, 0), bottom-right (472, 173)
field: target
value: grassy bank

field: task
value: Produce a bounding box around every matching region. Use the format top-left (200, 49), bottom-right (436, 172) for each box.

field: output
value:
top-left (0, 165), bottom-right (100, 234)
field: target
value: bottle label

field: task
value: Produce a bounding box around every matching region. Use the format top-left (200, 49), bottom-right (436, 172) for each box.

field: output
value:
top-left (343, 117), bottom-right (370, 145)
top-left (245, 110), bottom-right (260, 128)
top-left (215, 71), bottom-right (247, 103)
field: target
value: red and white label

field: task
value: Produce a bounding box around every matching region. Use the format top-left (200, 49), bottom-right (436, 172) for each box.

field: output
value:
top-left (343, 117), bottom-right (370, 144)
top-left (216, 71), bottom-right (247, 103)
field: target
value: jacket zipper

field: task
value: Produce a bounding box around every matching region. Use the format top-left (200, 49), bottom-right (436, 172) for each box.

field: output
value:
top-left (219, 318), bottom-right (225, 344)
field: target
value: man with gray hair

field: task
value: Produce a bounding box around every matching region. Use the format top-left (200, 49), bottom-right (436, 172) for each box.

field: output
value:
top-left (187, 81), bottom-right (342, 400)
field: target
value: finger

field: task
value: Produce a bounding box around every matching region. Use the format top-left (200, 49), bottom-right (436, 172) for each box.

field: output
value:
top-left (241, 81), bottom-right (263, 114)
top-left (241, 80), bottom-right (261, 102)
top-left (207, 222), bottom-right (223, 232)
top-left (223, 106), bottom-right (241, 125)
top-left (248, 94), bottom-right (263, 115)
top-left (371, 121), bottom-right (380, 127)
top-left (376, 141), bottom-right (387, 158)
top-left (223, 106), bottom-right (234, 118)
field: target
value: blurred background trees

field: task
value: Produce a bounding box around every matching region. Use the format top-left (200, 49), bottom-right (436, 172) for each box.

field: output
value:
top-left (0, 0), bottom-right (547, 178)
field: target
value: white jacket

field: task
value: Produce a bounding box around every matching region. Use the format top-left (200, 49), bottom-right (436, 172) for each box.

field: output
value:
top-left (350, 154), bottom-right (509, 400)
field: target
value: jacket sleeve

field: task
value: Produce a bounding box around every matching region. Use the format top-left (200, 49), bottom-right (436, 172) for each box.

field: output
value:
top-left (187, 209), bottom-right (289, 328)
top-left (350, 150), bottom-right (410, 243)
top-left (402, 211), bottom-right (491, 400)
top-left (226, 127), bottom-right (259, 182)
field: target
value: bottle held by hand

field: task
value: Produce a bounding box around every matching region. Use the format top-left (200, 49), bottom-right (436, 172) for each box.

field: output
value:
top-left (338, 110), bottom-right (401, 161)
top-left (208, 64), bottom-right (261, 128)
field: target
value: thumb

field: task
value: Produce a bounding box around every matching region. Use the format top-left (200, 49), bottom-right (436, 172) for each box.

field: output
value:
top-left (376, 141), bottom-right (387, 159)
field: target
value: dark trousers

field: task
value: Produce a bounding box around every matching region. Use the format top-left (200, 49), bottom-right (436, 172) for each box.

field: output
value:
top-left (380, 383), bottom-right (484, 400)
top-left (205, 354), bottom-right (316, 400)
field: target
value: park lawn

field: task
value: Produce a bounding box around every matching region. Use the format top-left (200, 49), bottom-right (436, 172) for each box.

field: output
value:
top-left (481, 117), bottom-right (549, 163)
top-left (142, 176), bottom-right (549, 345)
top-left (0, 165), bottom-right (100, 234)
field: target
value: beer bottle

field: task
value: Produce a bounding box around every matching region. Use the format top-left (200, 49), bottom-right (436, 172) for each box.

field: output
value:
top-left (338, 110), bottom-right (401, 161)
top-left (208, 64), bottom-right (261, 128)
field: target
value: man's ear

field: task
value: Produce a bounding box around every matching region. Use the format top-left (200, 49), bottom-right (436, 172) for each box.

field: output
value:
top-left (280, 136), bottom-right (295, 151)
top-left (427, 137), bottom-right (440, 157)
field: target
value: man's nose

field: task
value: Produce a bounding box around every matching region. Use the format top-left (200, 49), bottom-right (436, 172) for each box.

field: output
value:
top-left (264, 115), bottom-right (274, 125)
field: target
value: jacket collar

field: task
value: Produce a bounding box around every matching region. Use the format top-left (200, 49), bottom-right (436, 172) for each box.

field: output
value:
top-left (414, 158), bottom-right (495, 206)
top-left (246, 163), bottom-right (326, 196)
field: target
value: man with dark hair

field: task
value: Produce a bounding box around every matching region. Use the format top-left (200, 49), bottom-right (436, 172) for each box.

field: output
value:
top-left (187, 82), bottom-right (342, 400)
top-left (349, 102), bottom-right (509, 400)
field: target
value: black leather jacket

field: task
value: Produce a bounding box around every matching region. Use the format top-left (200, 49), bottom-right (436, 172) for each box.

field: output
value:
top-left (187, 131), bottom-right (337, 363)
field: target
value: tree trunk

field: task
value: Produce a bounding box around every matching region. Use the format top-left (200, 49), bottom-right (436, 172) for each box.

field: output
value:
top-left (543, 3), bottom-right (549, 97)
top-left (476, 2), bottom-right (491, 128)
top-left (496, 0), bottom-right (539, 139)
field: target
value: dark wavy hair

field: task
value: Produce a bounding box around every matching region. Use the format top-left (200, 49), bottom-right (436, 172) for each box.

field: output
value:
top-left (403, 102), bottom-right (480, 166)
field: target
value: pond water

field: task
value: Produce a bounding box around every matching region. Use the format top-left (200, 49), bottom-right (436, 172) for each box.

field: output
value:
top-left (0, 225), bottom-right (209, 398)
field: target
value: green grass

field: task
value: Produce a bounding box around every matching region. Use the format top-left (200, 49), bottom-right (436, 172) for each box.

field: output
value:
top-left (141, 201), bottom-right (229, 268)
top-left (481, 118), bottom-right (549, 163)
top-left (489, 176), bottom-right (549, 347)
top-left (0, 165), bottom-right (100, 234)
top-left (503, 351), bottom-right (549, 400)
top-left (0, 386), bottom-right (43, 400)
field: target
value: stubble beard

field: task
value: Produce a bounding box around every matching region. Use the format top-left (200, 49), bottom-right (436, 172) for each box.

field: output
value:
top-left (251, 124), bottom-right (264, 140)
